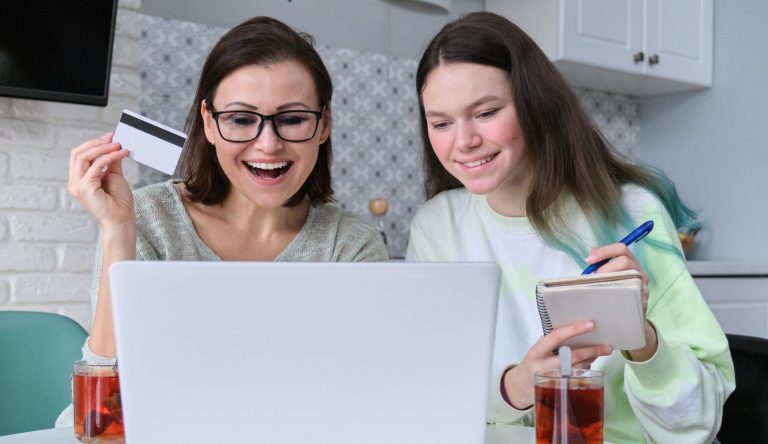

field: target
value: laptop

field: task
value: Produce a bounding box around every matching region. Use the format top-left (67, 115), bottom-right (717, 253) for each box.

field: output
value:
top-left (110, 261), bottom-right (499, 444)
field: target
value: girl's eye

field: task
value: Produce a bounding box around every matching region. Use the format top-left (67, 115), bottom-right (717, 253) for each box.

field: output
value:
top-left (477, 109), bottom-right (499, 119)
top-left (430, 121), bottom-right (451, 130)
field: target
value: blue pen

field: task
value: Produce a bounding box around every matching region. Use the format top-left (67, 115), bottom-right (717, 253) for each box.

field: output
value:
top-left (581, 220), bottom-right (654, 275)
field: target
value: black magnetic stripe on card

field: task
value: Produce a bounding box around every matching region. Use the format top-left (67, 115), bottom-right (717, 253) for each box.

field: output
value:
top-left (120, 113), bottom-right (186, 147)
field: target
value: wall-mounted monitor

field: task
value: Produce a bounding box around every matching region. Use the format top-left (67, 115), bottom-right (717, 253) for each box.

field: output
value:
top-left (0, 0), bottom-right (119, 107)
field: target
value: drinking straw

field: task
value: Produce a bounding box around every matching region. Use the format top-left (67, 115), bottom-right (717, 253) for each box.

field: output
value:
top-left (558, 346), bottom-right (572, 444)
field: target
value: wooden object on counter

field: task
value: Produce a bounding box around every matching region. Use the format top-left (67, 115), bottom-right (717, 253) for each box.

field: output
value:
top-left (369, 198), bottom-right (389, 217)
top-left (368, 198), bottom-right (389, 245)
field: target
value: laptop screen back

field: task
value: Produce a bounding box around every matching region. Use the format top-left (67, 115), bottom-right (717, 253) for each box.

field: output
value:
top-left (110, 261), bottom-right (499, 444)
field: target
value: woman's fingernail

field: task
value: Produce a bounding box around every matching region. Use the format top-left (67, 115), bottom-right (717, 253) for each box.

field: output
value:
top-left (585, 255), bottom-right (596, 263)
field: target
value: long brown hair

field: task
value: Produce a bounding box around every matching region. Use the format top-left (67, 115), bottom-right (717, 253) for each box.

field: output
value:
top-left (416, 12), bottom-right (695, 261)
top-left (180, 16), bottom-right (334, 207)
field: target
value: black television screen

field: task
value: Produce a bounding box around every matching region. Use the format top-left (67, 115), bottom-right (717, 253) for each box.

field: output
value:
top-left (0, 0), bottom-right (118, 107)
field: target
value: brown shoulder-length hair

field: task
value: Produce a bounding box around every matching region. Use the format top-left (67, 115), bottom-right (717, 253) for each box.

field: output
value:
top-left (180, 16), bottom-right (334, 207)
top-left (415, 12), bottom-right (695, 259)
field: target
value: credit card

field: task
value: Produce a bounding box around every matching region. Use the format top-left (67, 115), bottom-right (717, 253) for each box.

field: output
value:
top-left (113, 110), bottom-right (186, 175)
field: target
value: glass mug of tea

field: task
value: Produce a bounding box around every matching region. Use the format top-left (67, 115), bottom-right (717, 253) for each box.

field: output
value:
top-left (534, 368), bottom-right (604, 444)
top-left (72, 361), bottom-right (125, 443)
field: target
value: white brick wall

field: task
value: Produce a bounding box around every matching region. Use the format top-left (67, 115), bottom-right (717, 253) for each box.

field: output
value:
top-left (0, 151), bottom-right (8, 177)
top-left (0, 280), bottom-right (8, 304)
top-left (0, 245), bottom-right (56, 271)
top-left (0, 184), bottom-right (58, 210)
top-left (0, 0), bottom-right (141, 330)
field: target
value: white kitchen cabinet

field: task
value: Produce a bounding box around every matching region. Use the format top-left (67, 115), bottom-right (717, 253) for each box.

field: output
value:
top-left (485, 0), bottom-right (713, 96)
top-left (688, 262), bottom-right (768, 339)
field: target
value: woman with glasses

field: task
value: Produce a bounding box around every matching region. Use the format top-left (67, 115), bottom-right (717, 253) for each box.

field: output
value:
top-left (63, 16), bottom-right (387, 396)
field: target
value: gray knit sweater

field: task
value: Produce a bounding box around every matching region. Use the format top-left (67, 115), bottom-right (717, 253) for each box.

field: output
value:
top-left (56, 180), bottom-right (388, 427)
top-left (86, 180), bottom-right (388, 359)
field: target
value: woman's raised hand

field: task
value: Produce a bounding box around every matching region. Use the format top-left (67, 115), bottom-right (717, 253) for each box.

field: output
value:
top-left (502, 321), bottom-right (612, 409)
top-left (69, 133), bottom-right (136, 358)
top-left (67, 132), bottom-right (134, 231)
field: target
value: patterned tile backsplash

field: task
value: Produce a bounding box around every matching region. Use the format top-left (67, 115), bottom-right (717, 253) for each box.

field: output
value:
top-left (138, 14), bottom-right (639, 258)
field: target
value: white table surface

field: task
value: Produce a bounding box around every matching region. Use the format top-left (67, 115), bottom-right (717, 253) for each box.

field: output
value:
top-left (2, 425), bottom-right (536, 444)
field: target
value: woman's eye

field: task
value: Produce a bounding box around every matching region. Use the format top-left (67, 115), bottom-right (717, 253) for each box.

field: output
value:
top-left (431, 121), bottom-right (451, 130)
top-left (276, 115), bottom-right (308, 126)
top-left (225, 114), bottom-right (258, 126)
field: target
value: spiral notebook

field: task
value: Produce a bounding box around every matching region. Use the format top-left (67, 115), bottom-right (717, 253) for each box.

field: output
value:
top-left (535, 269), bottom-right (647, 350)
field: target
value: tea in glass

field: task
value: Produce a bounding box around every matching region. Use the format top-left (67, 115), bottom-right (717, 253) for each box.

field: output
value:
top-left (534, 368), bottom-right (604, 444)
top-left (73, 361), bottom-right (125, 443)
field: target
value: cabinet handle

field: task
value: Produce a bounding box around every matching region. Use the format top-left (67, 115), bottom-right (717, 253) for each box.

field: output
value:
top-left (648, 54), bottom-right (660, 65)
top-left (633, 51), bottom-right (644, 63)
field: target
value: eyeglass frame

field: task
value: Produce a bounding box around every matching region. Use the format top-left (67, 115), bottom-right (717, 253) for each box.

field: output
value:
top-left (207, 102), bottom-right (327, 143)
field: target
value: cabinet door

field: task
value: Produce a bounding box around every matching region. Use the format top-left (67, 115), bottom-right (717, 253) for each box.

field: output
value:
top-left (694, 277), bottom-right (768, 339)
top-left (644, 0), bottom-right (713, 86)
top-left (561, 0), bottom-right (644, 73)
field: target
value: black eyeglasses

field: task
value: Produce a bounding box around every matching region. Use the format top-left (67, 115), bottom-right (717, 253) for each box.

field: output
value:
top-left (209, 104), bottom-right (325, 143)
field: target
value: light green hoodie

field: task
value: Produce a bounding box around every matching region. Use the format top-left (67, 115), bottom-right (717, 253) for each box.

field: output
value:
top-left (407, 185), bottom-right (735, 443)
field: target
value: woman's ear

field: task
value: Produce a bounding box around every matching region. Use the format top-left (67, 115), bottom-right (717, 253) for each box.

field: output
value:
top-left (319, 104), bottom-right (332, 143)
top-left (200, 99), bottom-right (216, 145)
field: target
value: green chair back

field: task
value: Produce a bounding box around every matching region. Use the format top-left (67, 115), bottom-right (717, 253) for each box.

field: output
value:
top-left (0, 311), bottom-right (87, 436)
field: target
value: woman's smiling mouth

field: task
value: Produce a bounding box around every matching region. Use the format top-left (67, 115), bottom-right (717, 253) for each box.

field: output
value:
top-left (244, 160), bottom-right (292, 179)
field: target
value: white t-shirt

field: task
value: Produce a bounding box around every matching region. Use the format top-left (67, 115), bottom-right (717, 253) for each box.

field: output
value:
top-left (406, 188), bottom-right (590, 423)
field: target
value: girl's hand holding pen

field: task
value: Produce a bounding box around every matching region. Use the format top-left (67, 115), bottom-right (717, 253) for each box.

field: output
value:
top-left (581, 220), bottom-right (654, 275)
top-left (584, 242), bottom-right (658, 361)
top-left (585, 242), bottom-right (650, 312)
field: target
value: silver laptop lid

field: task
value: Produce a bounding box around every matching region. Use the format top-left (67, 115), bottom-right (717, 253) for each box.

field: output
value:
top-left (110, 261), bottom-right (499, 444)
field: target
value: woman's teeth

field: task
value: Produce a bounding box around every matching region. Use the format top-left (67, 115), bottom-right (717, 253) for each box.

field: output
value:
top-left (244, 161), bottom-right (290, 179)
top-left (462, 155), bottom-right (495, 168)
top-left (245, 161), bottom-right (288, 170)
